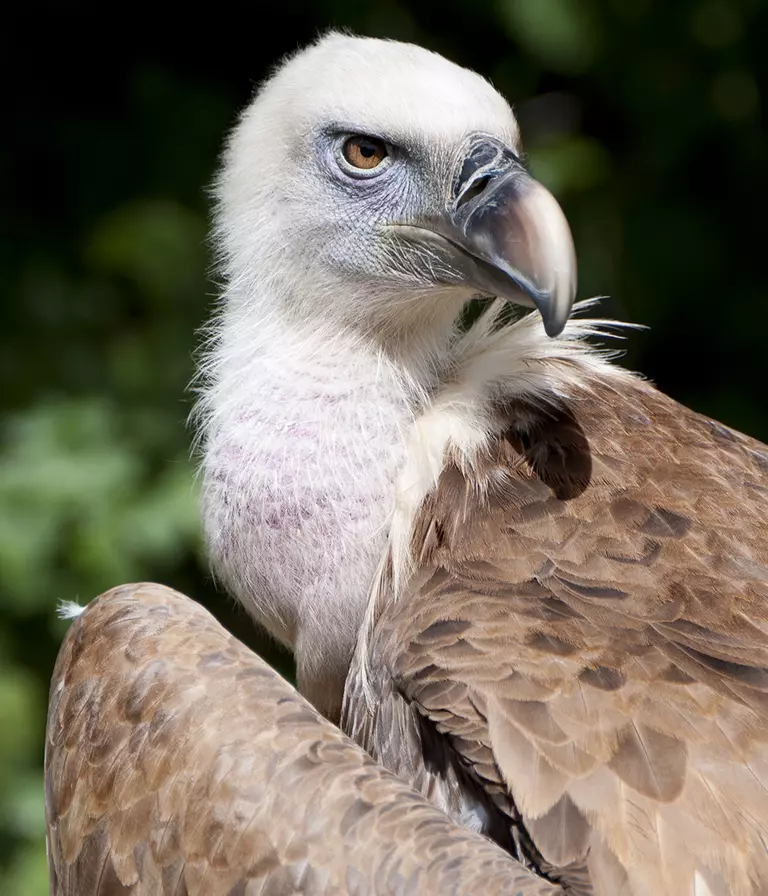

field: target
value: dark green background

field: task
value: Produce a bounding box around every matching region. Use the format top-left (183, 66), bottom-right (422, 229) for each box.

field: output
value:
top-left (2, 2), bottom-right (765, 891)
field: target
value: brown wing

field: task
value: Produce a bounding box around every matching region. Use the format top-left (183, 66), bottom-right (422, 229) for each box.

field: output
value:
top-left (45, 582), bottom-right (561, 896)
top-left (345, 376), bottom-right (768, 896)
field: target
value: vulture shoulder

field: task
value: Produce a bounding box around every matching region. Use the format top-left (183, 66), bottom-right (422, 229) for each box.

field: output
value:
top-left (45, 582), bottom-right (561, 895)
top-left (344, 374), bottom-right (768, 896)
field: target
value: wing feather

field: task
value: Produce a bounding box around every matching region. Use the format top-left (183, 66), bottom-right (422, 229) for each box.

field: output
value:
top-left (46, 582), bottom-right (560, 895)
top-left (346, 375), bottom-right (768, 895)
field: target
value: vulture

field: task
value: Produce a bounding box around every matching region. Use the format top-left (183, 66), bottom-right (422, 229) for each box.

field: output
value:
top-left (46, 32), bottom-right (768, 896)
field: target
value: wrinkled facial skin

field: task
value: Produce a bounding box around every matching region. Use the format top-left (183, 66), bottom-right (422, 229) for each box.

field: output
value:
top-left (308, 124), bottom-right (449, 288)
top-left (300, 121), bottom-right (576, 337)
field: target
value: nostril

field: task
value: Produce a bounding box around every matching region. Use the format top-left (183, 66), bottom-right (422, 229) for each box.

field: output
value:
top-left (456, 175), bottom-right (492, 209)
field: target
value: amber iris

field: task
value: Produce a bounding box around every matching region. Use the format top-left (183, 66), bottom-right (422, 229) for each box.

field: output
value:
top-left (342, 136), bottom-right (388, 170)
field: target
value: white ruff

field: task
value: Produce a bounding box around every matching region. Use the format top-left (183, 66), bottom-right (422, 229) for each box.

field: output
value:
top-left (356, 299), bottom-right (640, 704)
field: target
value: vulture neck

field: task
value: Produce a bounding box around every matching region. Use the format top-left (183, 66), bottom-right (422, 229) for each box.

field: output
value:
top-left (202, 286), bottom-right (464, 720)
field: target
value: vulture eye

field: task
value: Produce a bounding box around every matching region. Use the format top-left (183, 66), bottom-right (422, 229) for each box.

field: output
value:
top-left (338, 135), bottom-right (391, 176)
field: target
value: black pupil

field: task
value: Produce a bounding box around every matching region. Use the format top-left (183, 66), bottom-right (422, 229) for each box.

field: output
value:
top-left (360, 140), bottom-right (377, 158)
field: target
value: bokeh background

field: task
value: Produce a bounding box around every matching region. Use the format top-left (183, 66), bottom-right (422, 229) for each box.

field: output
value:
top-left (2, 1), bottom-right (765, 891)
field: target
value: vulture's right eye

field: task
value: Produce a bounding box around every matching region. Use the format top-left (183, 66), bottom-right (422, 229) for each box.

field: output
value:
top-left (336, 135), bottom-right (393, 178)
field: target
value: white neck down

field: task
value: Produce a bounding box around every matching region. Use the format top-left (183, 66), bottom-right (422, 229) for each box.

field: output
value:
top-left (199, 312), bottom-right (431, 717)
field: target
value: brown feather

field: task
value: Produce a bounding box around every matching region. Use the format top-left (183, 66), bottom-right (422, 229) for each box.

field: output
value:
top-left (345, 374), bottom-right (768, 895)
top-left (46, 583), bottom-right (561, 895)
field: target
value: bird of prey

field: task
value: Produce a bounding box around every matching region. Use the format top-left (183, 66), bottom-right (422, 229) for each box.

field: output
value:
top-left (196, 33), bottom-right (768, 895)
top-left (46, 583), bottom-right (558, 895)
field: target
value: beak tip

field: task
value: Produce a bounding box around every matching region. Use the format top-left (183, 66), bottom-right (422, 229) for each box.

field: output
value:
top-left (543, 317), bottom-right (566, 338)
top-left (535, 290), bottom-right (574, 338)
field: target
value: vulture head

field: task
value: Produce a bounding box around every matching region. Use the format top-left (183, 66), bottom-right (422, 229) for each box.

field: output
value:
top-left (215, 33), bottom-right (576, 347)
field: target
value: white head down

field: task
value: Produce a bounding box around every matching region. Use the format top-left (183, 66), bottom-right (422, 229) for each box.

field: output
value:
top-left (214, 32), bottom-right (575, 350)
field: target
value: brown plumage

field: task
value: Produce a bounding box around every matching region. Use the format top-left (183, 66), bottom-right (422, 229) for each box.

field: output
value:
top-left (44, 582), bottom-right (561, 895)
top-left (344, 374), bottom-right (768, 895)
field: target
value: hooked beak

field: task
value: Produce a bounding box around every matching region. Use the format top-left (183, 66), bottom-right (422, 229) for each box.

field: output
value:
top-left (396, 136), bottom-right (577, 337)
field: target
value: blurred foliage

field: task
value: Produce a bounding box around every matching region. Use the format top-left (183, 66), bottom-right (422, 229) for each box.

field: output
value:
top-left (1, 1), bottom-right (765, 892)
